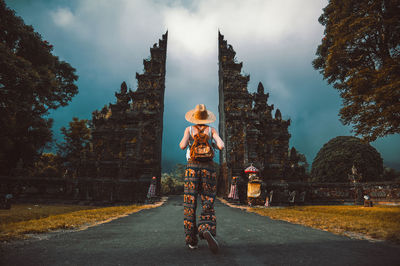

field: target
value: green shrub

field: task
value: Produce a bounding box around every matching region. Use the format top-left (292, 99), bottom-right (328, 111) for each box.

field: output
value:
top-left (311, 136), bottom-right (383, 182)
top-left (161, 174), bottom-right (184, 195)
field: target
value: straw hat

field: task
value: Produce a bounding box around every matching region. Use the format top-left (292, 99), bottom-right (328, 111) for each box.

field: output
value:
top-left (185, 104), bottom-right (216, 124)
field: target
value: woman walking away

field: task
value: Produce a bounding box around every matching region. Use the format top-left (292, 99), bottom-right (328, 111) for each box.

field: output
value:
top-left (179, 104), bottom-right (224, 253)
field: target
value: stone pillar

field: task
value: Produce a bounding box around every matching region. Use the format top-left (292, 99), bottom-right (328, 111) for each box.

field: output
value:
top-left (218, 31), bottom-right (293, 195)
top-left (89, 32), bottom-right (168, 202)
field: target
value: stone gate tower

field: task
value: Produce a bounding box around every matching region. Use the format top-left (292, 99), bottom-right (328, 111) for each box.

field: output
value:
top-left (84, 32), bottom-right (167, 201)
top-left (218, 32), bottom-right (291, 196)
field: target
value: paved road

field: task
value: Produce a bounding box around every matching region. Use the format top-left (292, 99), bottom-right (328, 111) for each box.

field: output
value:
top-left (1, 195), bottom-right (400, 265)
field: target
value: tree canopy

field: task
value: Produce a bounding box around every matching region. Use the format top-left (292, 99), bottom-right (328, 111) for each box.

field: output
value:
top-left (311, 136), bottom-right (383, 182)
top-left (31, 153), bottom-right (63, 178)
top-left (287, 147), bottom-right (309, 181)
top-left (0, 0), bottom-right (78, 175)
top-left (313, 0), bottom-right (400, 142)
top-left (57, 117), bottom-right (91, 177)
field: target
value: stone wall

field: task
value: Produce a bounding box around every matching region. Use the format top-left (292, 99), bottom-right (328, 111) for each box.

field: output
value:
top-left (2, 177), bottom-right (399, 205)
top-left (218, 32), bottom-right (294, 196)
top-left (0, 176), bottom-right (149, 204)
top-left (263, 181), bottom-right (400, 205)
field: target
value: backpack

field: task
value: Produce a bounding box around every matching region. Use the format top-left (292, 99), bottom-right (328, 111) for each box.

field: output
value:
top-left (189, 125), bottom-right (214, 161)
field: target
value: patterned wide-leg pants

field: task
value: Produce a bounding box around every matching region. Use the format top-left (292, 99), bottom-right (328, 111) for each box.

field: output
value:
top-left (183, 161), bottom-right (217, 245)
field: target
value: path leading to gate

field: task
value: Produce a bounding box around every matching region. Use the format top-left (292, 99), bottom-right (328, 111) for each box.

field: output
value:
top-left (1, 196), bottom-right (400, 265)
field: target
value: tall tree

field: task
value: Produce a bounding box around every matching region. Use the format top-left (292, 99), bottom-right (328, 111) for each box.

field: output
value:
top-left (0, 0), bottom-right (78, 175)
top-left (313, 0), bottom-right (400, 142)
top-left (57, 117), bottom-right (91, 178)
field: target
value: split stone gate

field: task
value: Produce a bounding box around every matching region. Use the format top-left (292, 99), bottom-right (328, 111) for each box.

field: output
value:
top-left (0, 31), bottom-right (306, 203)
top-left (77, 31), bottom-right (296, 201)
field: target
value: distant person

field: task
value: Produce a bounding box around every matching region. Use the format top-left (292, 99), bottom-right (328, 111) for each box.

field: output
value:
top-left (146, 176), bottom-right (157, 203)
top-left (179, 104), bottom-right (224, 253)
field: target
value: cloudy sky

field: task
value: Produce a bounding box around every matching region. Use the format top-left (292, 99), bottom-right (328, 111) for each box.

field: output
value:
top-left (6, 0), bottom-right (400, 171)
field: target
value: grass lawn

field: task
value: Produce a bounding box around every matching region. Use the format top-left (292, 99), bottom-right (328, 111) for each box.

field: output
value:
top-left (0, 200), bottom-right (164, 242)
top-left (248, 205), bottom-right (400, 243)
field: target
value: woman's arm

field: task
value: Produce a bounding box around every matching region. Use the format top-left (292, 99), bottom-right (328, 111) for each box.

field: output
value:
top-left (211, 127), bottom-right (224, 150)
top-left (179, 127), bottom-right (190, 150)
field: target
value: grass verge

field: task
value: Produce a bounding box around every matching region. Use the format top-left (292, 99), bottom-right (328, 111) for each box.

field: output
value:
top-left (219, 198), bottom-right (400, 243)
top-left (249, 205), bottom-right (400, 243)
top-left (0, 199), bottom-right (166, 242)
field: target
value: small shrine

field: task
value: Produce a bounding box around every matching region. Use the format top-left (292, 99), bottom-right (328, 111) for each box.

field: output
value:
top-left (245, 164), bottom-right (264, 206)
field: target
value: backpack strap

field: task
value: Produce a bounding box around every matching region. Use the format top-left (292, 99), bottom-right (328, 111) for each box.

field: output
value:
top-left (194, 125), bottom-right (205, 133)
top-left (193, 125), bottom-right (211, 137)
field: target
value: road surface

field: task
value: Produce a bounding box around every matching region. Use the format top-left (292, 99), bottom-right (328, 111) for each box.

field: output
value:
top-left (1, 195), bottom-right (400, 265)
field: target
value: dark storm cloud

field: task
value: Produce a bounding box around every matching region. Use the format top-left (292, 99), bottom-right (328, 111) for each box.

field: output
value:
top-left (6, 0), bottom-right (399, 171)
